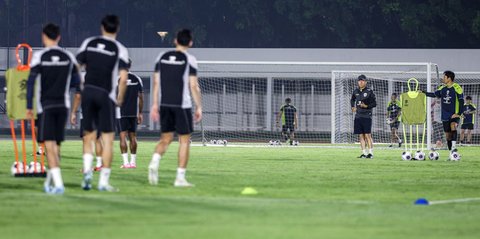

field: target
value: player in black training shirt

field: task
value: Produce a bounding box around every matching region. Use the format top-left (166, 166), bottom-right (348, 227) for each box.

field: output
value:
top-left (117, 59), bottom-right (144, 169)
top-left (351, 75), bottom-right (377, 159)
top-left (276, 98), bottom-right (298, 145)
top-left (26, 23), bottom-right (80, 195)
top-left (76, 15), bottom-right (128, 192)
top-left (148, 29), bottom-right (202, 187)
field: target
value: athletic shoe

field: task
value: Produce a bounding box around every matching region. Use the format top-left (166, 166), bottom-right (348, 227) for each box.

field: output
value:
top-left (388, 144), bottom-right (393, 147)
top-left (98, 184), bottom-right (119, 192)
top-left (81, 171), bottom-right (93, 191)
top-left (366, 154), bottom-right (374, 159)
top-left (174, 179), bottom-right (194, 187)
top-left (129, 163), bottom-right (137, 169)
top-left (44, 185), bottom-right (52, 193)
top-left (120, 164), bottom-right (131, 169)
top-left (357, 154), bottom-right (367, 158)
top-left (148, 164), bottom-right (159, 185)
top-left (47, 187), bottom-right (65, 195)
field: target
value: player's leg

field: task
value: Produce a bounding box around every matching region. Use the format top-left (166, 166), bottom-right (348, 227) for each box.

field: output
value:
top-left (354, 117), bottom-right (366, 158)
top-left (94, 137), bottom-right (103, 171)
top-left (96, 98), bottom-right (118, 192)
top-left (148, 132), bottom-right (174, 185)
top-left (442, 121), bottom-right (453, 150)
top-left (149, 106), bottom-right (175, 185)
top-left (175, 134), bottom-right (193, 187)
top-left (282, 125), bottom-right (288, 142)
top-left (45, 141), bottom-right (63, 193)
top-left (43, 108), bottom-right (67, 194)
top-left (460, 128), bottom-right (466, 144)
top-left (289, 125), bottom-right (295, 145)
top-left (128, 131), bottom-right (138, 167)
top-left (466, 127), bottom-right (473, 144)
top-left (450, 120), bottom-right (459, 150)
top-left (173, 108), bottom-right (195, 187)
top-left (119, 131), bottom-right (129, 168)
top-left (81, 90), bottom-right (99, 190)
top-left (364, 117), bottom-right (374, 158)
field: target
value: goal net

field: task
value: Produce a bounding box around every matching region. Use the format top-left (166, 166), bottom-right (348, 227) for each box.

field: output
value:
top-left (196, 61), bottom-right (439, 147)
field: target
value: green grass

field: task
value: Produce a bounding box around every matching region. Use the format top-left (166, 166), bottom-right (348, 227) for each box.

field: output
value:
top-left (1, 140), bottom-right (480, 239)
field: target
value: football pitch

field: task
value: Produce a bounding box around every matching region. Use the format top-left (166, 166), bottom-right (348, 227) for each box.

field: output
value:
top-left (1, 140), bottom-right (479, 239)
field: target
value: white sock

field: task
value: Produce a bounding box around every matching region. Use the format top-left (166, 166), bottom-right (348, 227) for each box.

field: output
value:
top-left (122, 153), bottom-right (129, 165)
top-left (99, 168), bottom-right (111, 187)
top-left (369, 148), bottom-right (373, 154)
top-left (176, 168), bottom-right (186, 181)
top-left (44, 169), bottom-right (52, 188)
top-left (50, 167), bottom-right (64, 188)
top-left (452, 141), bottom-right (456, 149)
top-left (96, 157), bottom-right (102, 168)
top-left (150, 153), bottom-right (161, 169)
top-left (83, 154), bottom-right (94, 173)
top-left (362, 149), bottom-right (367, 155)
top-left (130, 154), bottom-right (136, 165)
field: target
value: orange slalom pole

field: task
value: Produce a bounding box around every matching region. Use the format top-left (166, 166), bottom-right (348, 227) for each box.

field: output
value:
top-left (30, 119), bottom-right (38, 173)
top-left (20, 120), bottom-right (27, 173)
top-left (10, 120), bottom-right (20, 174)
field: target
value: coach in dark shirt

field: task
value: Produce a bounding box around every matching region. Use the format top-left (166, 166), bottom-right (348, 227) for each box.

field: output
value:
top-left (350, 74), bottom-right (376, 159)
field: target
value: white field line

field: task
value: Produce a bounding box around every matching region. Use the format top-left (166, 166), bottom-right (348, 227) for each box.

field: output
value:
top-left (428, 197), bottom-right (480, 205)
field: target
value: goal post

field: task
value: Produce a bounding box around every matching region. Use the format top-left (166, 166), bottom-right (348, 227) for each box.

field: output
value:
top-left (196, 61), bottom-right (438, 147)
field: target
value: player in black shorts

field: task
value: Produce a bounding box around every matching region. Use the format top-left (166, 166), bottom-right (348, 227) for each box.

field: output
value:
top-left (386, 93), bottom-right (402, 147)
top-left (148, 29), bottom-right (202, 187)
top-left (117, 59), bottom-right (144, 169)
top-left (460, 96), bottom-right (476, 144)
top-left (276, 98), bottom-right (298, 145)
top-left (26, 23), bottom-right (80, 195)
top-left (76, 15), bottom-right (129, 192)
top-left (424, 71), bottom-right (464, 153)
top-left (70, 89), bottom-right (104, 172)
top-left (351, 75), bottom-right (377, 158)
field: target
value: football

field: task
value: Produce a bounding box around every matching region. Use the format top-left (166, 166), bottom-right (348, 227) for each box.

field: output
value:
top-left (414, 151), bottom-right (425, 161)
top-left (11, 162), bottom-right (26, 175)
top-left (402, 151), bottom-right (412, 161)
top-left (428, 150), bottom-right (439, 160)
top-left (27, 161), bottom-right (44, 174)
top-left (450, 151), bottom-right (461, 161)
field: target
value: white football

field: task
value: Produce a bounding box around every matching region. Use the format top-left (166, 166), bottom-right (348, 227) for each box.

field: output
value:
top-left (402, 151), bottom-right (412, 161)
top-left (450, 151), bottom-right (461, 161)
top-left (222, 140), bottom-right (228, 146)
top-left (11, 162), bottom-right (26, 175)
top-left (428, 150), bottom-right (439, 160)
top-left (414, 151), bottom-right (426, 161)
top-left (269, 140), bottom-right (274, 145)
top-left (293, 140), bottom-right (299, 146)
top-left (27, 161), bottom-right (44, 173)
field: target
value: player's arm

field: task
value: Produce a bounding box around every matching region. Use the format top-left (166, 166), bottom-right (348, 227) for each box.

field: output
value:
top-left (26, 52), bottom-right (42, 119)
top-left (276, 107), bottom-right (283, 126)
top-left (150, 72), bottom-right (160, 122)
top-left (350, 92), bottom-right (356, 112)
top-left (423, 86), bottom-right (442, 98)
top-left (138, 92), bottom-right (144, 124)
top-left (70, 92), bottom-right (81, 125)
top-left (361, 91), bottom-right (376, 109)
top-left (190, 75), bottom-right (202, 123)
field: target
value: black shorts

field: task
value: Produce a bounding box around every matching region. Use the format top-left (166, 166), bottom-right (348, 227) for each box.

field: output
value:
top-left (117, 117), bottom-right (138, 133)
top-left (79, 119), bottom-right (101, 139)
top-left (160, 107), bottom-right (193, 135)
top-left (282, 124), bottom-right (295, 133)
top-left (37, 107), bottom-right (67, 144)
top-left (442, 118), bottom-right (460, 132)
top-left (461, 123), bottom-right (474, 130)
top-left (354, 117), bottom-right (372, 134)
top-left (390, 121), bottom-right (400, 129)
top-left (81, 87), bottom-right (116, 133)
